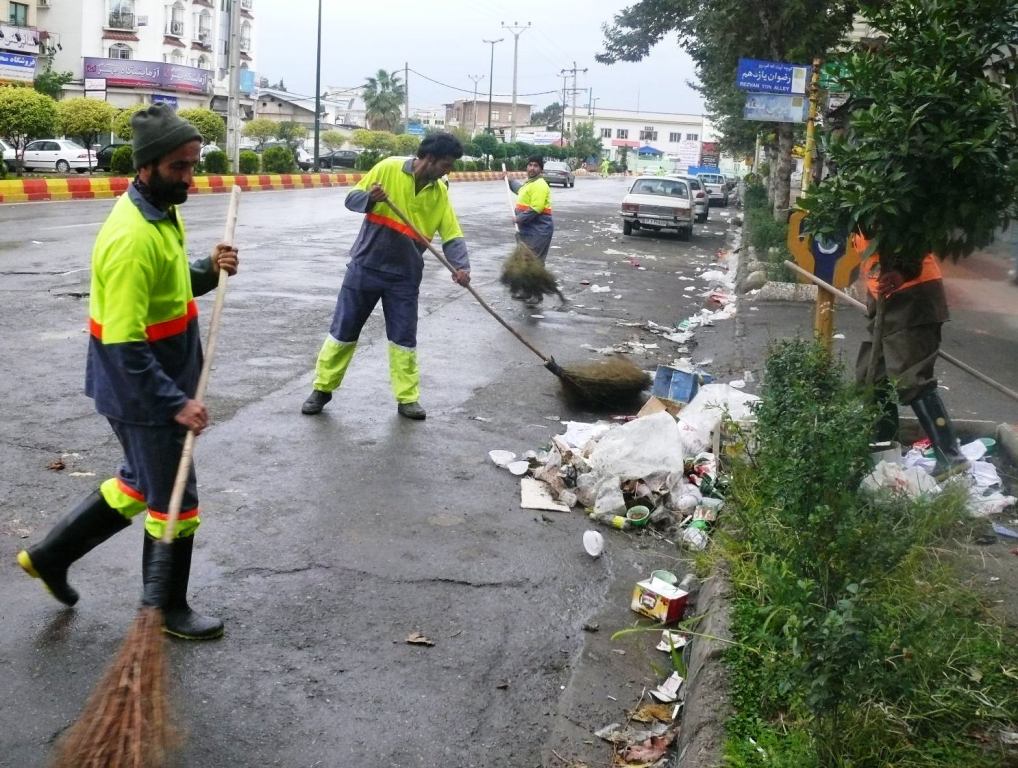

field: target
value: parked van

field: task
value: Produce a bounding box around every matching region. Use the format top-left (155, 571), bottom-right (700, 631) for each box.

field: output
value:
top-left (696, 172), bottom-right (729, 206)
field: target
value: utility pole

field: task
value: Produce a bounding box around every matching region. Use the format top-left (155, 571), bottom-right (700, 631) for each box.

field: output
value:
top-left (467, 74), bottom-right (485, 135)
top-left (404, 62), bottom-right (409, 131)
top-left (500, 21), bottom-right (530, 142)
top-left (560, 62), bottom-right (587, 142)
top-left (559, 73), bottom-right (568, 137)
top-left (313, 0), bottom-right (322, 170)
top-left (483, 38), bottom-right (503, 133)
top-left (225, 0), bottom-right (242, 172)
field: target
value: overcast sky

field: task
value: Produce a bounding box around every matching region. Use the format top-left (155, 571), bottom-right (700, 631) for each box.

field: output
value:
top-left (254, 0), bottom-right (705, 116)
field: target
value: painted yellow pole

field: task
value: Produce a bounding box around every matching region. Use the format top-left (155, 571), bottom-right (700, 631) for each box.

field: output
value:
top-left (803, 57), bottom-right (834, 350)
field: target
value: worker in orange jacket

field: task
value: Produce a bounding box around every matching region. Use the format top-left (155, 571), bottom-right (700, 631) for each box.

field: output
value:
top-left (853, 234), bottom-right (968, 479)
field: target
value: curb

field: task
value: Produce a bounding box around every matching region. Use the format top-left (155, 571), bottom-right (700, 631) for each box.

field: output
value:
top-left (675, 568), bottom-right (732, 768)
top-left (0, 170), bottom-right (525, 204)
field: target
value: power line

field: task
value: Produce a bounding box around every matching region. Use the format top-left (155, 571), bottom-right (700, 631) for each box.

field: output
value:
top-left (406, 67), bottom-right (557, 99)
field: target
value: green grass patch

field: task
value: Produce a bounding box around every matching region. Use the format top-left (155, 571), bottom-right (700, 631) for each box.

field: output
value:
top-left (715, 340), bottom-right (1018, 767)
top-left (744, 181), bottom-right (794, 282)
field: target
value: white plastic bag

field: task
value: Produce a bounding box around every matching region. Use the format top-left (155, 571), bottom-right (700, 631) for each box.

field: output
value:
top-left (676, 383), bottom-right (760, 454)
top-left (589, 411), bottom-right (685, 480)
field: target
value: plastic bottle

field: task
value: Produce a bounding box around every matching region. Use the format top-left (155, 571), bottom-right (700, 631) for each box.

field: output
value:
top-left (588, 511), bottom-right (632, 530)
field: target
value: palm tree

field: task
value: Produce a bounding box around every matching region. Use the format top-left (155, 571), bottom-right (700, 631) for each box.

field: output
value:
top-left (362, 69), bottom-right (405, 132)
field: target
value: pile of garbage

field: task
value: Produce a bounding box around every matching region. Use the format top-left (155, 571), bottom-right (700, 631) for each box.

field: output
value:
top-left (863, 436), bottom-right (1017, 517)
top-left (489, 383), bottom-right (759, 551)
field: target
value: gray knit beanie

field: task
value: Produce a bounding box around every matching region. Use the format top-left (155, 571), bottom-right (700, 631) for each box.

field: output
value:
top-left (131, 104), bottom-right (202, 169)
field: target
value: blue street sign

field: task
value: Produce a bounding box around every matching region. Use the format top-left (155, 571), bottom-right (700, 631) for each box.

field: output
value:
top-left (151, 94), bottom-right (179, 109)
top-left (406, 122), bottom-right (426, 136)
top-left (736, 58), bottom-right (810, 94)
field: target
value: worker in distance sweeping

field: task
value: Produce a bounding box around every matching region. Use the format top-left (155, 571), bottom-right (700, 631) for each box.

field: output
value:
top-left (17, 104), bottom-right (238, 641)
top-left (301, 132), bottom-right (471, 421)
top-left (504, 154), bottom-right (554, 305)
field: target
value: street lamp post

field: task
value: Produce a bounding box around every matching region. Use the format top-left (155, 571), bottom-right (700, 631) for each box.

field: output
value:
top-left (312, 0), bottom-right (322, 170)
top-left (482, 37), bottom-right (503, 133)
top-left (500, 21), bottom-right (530, 142)
top-left (467, 74), bottom-right (485, 135)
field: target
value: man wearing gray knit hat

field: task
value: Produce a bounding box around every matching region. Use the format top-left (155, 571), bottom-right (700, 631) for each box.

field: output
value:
top-left (17, 102), bottom-right (240, 641)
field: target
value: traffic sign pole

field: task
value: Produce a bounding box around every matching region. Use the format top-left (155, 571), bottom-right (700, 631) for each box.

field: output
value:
top-left (801, 57), bottom-right (835, 350)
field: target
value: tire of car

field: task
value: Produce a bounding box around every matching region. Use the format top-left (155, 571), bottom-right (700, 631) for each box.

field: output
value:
top-left (569, 181), bottom-right (574, 187)
top-left (623, 219), bottom-right (633, 235)
top-left (55, 159), bottom-right (70, 173)
top-left (678, 227), bottom-right (692, 241)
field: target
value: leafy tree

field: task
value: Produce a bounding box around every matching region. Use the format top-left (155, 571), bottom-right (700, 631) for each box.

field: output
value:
top-left (34, 67), bottom-right (73, 100)
top-left (242, 117), bottom-right (278, 148)
top-left (362, 69), bottom-right (405, 132)
top-left (112, 106), bottom-right (147, 141)
top-left (394, 134), bottom-right (420, 155)
top-left (598, 0), bottom-right (856, 220)
top-left (803, 0), bottom-right (1018, 274)
top-left (0, 87), bottom-right (58, 175)
top-left (177, 107), bottom-right (225, 145)
top-left (349, 129), bottom-right (396, 153)
top-left (530, 102), bottom-right (563, 127)
top-left (569, 121), bottom-right (603, 164)
top-left (319, 129), bottom-right (347, 150)
top-left (472, 132), bottom-right (500, 169)
top-left (56, 98), bottom-right (115, 172)
top-left (276, 120), bottom-right (308, 147)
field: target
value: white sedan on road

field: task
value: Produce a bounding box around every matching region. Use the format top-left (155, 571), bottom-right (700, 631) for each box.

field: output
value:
top-left (620, 175), bottom-right (695, 240)
top-left (21, 139), bottom-right (97, 173)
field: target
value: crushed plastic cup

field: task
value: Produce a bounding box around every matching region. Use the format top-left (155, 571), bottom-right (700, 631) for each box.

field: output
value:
top-left (583, 530), bottom-right (605, 557)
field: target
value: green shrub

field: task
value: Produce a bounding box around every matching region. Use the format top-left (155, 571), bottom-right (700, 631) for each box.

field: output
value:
top-left (239, 150), bottom-right (260, 175)
top-left (261, 145), bottom-right (295, 173)
top-left (203, 149), bottom-right (227, 174)
top-left (354, 149), bottom-right (381, 171)
top-left (111, 145), bottom-right (134, 175)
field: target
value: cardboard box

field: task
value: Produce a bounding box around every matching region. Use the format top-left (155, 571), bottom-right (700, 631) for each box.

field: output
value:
top-left (631, 577), bottom-right (689, 624)
top-left (652, 365), bottom-right (714, 405)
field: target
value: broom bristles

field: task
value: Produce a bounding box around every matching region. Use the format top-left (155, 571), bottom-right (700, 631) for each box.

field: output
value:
top-left (500, 244), bottom-right (563, 301)
top-left (51, 607), bottom-right (174, 768)
top-left (559, 356), bottom-right (650, 405)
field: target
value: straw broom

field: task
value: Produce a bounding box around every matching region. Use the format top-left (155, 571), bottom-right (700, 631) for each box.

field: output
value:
top-left (381, 195), bottom-right (649, 406)
top-left (499, 163), bottom-right (564, 303)
top-left (50, 186), bottom-right (241, 768)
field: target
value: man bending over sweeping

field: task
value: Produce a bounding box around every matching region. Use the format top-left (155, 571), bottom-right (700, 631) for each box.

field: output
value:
top-left (301, 131), bottom-right (471, 420)
top-left (17, 104), bottom-right (238, 640)
top-left (507, 155), bottom-right (554, 290)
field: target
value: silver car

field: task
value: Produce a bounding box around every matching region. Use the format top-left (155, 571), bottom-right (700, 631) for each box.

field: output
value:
top-left (674, 175), bottom-right (709, 223)
top-left (697, 172), bottom-right (729, 206)
top-left (543, 160), bottom-right (575, 188)
top-left (620, 175), bottom-right (695, 240)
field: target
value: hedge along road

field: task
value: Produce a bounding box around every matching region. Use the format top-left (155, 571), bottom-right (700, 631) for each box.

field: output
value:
top-left (0, 178), bottom-right (733, 766)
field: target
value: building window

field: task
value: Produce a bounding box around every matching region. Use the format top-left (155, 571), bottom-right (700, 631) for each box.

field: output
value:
top-left (669, 132), bottom-right (681, 142)
top-left (197, 54), bottom-right (209, 69)
top-left (171, 49), bottom-right (184, 65)
top-left (639, 127), bottom-right (657, 141)
top-left (240, 21), bottom-right (251, 50)
top-left (491, 110), bottom-right (500, 121)
top-left (109, 0), bottom-right (135, 29)
top-left (601, 127), bottom-right (611, 138)
top-left (167, 2), bottom-right (185, 36)
top-left (109, 43), bottom-right (132, 59)
top-left (9, 2), bottom-right (28, 26)
top-left (685, 133), bottom-right (699, 141)
top-left (196, 10), bottom-right (212, 43)
top-left (616, 128), bottom-right (628, 139)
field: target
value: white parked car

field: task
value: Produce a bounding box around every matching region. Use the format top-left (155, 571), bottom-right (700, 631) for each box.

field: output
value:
top-left (696, 172), bottom-right (729, 206)
top-left (620, 175), bottom-right (695, 240)
top-left (675, 175), bottom-right (709, 223)
top-left (0, 137), bottom-right (16, 172)
top-left (21, 139), bottom-right (97, 173)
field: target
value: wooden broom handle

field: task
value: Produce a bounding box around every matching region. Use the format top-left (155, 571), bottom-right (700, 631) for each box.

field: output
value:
top-left (381, 194), bottom-right (552, 364)
top-left (501, 163), bottom-right (521, 235)
top-left (784, 259), bottom-right (1018, 404)
top-left (162, 186), bottom-right (241, 544)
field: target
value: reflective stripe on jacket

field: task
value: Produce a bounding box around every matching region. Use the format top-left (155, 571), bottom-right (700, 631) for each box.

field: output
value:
top-left (344, 157), bottom-right (468, 283)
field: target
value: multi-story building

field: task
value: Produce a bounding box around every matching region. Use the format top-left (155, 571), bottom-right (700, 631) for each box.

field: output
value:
top-left (582, 107), bottom-right (708, 172)
top-left (37, 0), bottom-right (255, 118)
top-left (1, 1), bottom-right (42, 86)
top-left (444, 99), bottom-right (531, 136)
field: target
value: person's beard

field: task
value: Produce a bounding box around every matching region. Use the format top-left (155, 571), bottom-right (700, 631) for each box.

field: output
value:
top-left (149, 167), bottom-right (190, 206)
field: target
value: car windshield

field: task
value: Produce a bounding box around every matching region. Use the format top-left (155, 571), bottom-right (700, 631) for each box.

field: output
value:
top-left (545, 162), bottom-right (569, 171)
top-left (631, 179), bottom-right (688, 197)
top-left (686, 179), bottom-right (701, 190)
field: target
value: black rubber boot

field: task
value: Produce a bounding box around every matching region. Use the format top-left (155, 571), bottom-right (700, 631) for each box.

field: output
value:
top-left (911, 391), bottom-right (970, 480)
top-left (17, 489), bottom-right (131, 606)
top-left (397, 401), bottom-right (427, 420)
top-left (143, 534), bottom-right (224, 640)
top-left (301, 389), bottom-right (332, 415)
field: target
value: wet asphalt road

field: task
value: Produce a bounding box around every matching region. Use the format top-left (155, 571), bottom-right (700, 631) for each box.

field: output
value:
top-left (0, 178), bottom-right (734, 767)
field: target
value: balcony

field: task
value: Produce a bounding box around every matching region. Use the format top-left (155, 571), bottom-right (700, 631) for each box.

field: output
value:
top-left (107, 12), bottom-right (135, 30)
top-left (167, 20), bottom-right (184, 37)
top-left (240, 0), bottom-right (253, 9)
top-left (239, 36), bottom-right (251, 52)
